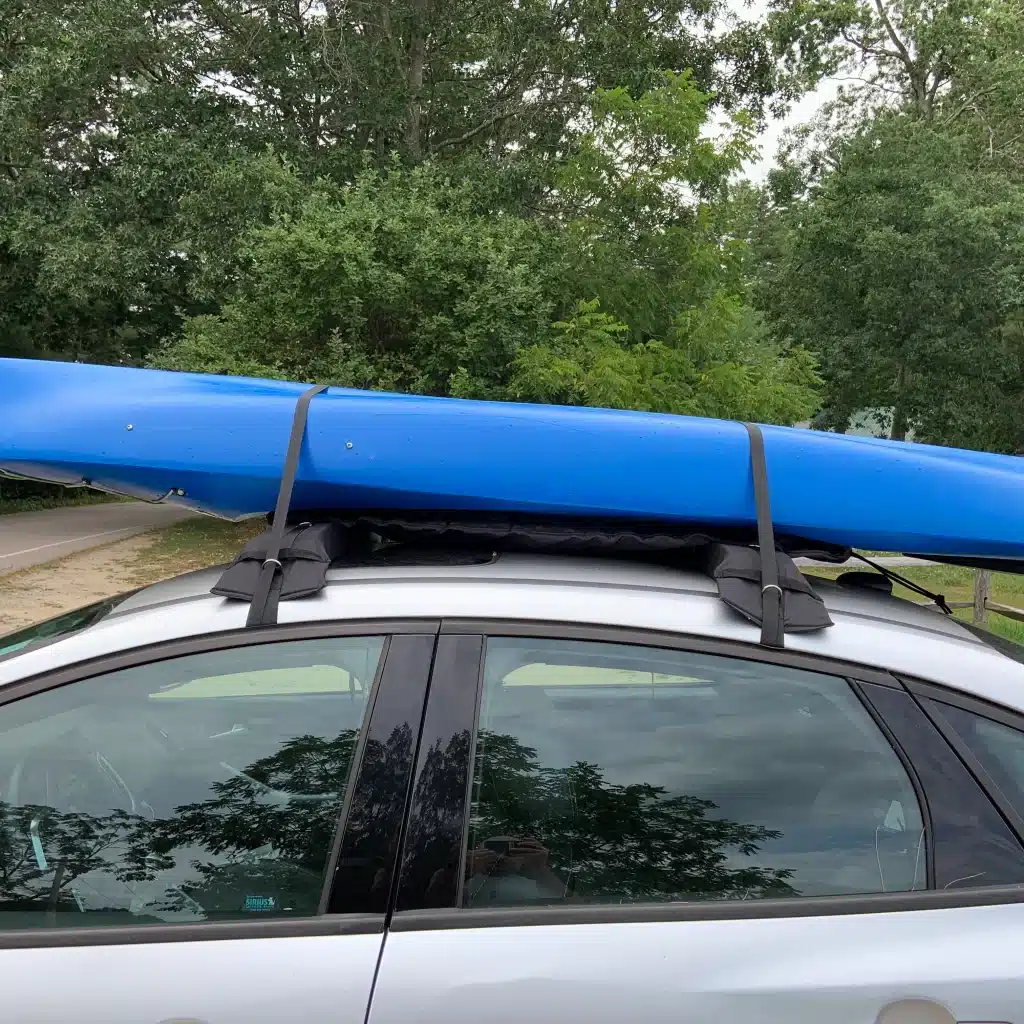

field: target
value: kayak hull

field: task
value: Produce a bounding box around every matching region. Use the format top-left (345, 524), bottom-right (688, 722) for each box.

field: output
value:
top-left (2, 358), bottom-right (1023, 558)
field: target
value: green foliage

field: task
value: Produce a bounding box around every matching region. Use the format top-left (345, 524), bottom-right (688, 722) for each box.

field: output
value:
top-left (752, 0), bottom-right (1024, 450)
top-left (2, 0), bottom-right (821, 428)
top-left (153, 163), bottom-right (561, 396)
top-left (147, 67), bottom-right (819, 424)
top-left (0, 479), bottom-right (123, 515)
top-left (511, 298), bottom-right (821, 424)
top-left (757, 114), bottom-right (1024, 446)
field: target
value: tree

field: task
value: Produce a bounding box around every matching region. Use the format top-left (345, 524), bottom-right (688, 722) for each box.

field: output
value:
top-left (151, 72), bottom-right (820, 425)
top-left (756, 114), bottom-right (1024, 445)
top-left (752, 0), bottom-right (1024, 447)
top-left (467, 730), bottom-right (796, 902)
top-left (769, 0), bottom-right (1001, 123)
top-left (1, 0), bottom-right (825, 432)
top-left (510, 297), bottom-right (820, 424)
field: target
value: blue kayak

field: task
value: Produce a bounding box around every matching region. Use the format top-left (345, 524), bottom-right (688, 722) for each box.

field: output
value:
top-left (1, 357), bottom-right (1022, 558)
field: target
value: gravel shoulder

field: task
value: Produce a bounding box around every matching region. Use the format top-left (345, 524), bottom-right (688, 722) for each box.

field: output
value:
top-left (0, 518), bottom-right (261, 635)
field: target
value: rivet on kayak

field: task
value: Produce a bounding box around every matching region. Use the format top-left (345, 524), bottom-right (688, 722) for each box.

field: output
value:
top-left (346, 442), bottom-right (354, 449)
top-left (175, 489), bottom-right (185, 496)
top-left (126, 424), bottom-right (134, 431)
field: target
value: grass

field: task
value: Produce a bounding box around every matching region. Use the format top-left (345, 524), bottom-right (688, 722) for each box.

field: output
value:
top-left (128, 516), bottom-right (267, 587)
top-left (0, 488), bottom-right (128, 515)
top-left (804, 563), bottom-right (1024, 645)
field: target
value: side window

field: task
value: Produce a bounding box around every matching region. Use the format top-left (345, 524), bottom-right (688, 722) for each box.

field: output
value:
top-left (463, 638), bottom-right (926, 908)
top-left (0, 636), bottom-right (385, 929)
top-left (927, 699), bottom-right (1024, 822)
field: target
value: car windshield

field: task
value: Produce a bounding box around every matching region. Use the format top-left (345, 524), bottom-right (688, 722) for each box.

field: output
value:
top-left (0, 593), bottom-right (136, 663)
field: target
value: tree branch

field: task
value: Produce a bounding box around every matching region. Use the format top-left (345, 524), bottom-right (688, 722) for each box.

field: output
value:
top-left (872, 0), bottom-right (915, 71)
top-left (839, 27), bottom-right (902, 62)
top-left (431, 106), bottom-right (524, 152)
top-left (926, 70), bottom-right (945, 108)
top-left (940, 83), bottom-right (1001, 125)
top-left (430, 94), bottom-right (565, 154)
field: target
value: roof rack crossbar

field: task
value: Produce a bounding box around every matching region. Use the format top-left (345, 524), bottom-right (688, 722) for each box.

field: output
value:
top-left (246, 384), bottom-right (328, 627)
top-left (744, 422), bottom-right (784, 648)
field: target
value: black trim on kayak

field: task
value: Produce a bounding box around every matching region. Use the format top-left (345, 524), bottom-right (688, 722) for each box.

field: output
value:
top-left (906, 553), bottom-right (1024, 574)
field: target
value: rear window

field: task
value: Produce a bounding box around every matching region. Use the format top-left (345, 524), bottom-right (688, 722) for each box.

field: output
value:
top-left (0, 593), bottom-right (136, 663)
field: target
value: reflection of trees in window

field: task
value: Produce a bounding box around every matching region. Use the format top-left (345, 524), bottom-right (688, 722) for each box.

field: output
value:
top-left (155, 730), bottom-right (361, 868)
top-left (398, 729), bottom-right (472, 905)
top-left (471, 731), bottom-right (795, 902)
top-left (0, 802), bottom-right (161, 918)
top-left (0, 728), bottom-right (366, 922)
top-left (331, 722), bottom-right (416, 911)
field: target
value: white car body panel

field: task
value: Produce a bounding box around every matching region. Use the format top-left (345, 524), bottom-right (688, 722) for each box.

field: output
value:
top-left (1, 931), bottom-right (383, 1024)
top-left (372, 905), bottom-right (1023, 1024)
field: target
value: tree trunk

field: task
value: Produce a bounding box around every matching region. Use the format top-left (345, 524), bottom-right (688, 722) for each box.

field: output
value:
top-left (890, 363), bottom-right (909, 441)
top-left (404, 0), bottom-right (428, 161)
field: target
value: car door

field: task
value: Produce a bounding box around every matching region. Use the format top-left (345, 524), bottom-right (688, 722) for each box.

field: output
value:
top-left (370, 624), bottom-right (1024, 1024)
top-left (0, 621), bottom-right (436, 1024)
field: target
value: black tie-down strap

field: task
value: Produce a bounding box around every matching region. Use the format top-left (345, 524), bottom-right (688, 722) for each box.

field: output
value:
top-left (215, 384), bottom-right (329, 627)
top-left (737, 423), bottom-right (832, 646)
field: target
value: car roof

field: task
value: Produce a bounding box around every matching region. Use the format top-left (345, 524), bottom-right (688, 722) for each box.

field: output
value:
top-left (4, 552), bottom-right (1024, 713)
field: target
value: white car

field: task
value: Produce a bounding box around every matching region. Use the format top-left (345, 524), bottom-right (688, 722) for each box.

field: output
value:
top-left (1, 537), bottom-right (1023, 1024)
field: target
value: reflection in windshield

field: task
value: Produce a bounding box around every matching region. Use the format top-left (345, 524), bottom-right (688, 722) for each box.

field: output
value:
top-left (466, 729), bottom-right (798, 905)
top-left (0, 594), bottom-right (136, 662)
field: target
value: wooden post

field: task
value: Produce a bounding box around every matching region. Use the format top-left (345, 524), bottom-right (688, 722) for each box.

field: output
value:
top-left (974, 569), bottom-right (992, 624)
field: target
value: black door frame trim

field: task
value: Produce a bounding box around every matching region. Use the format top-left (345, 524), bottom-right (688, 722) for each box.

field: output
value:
top-left (394, 634), bottom-right (485, 914)
top-left (902, 677), bottom-right (1024, 847)
top-left (904, 677), bottom-right (1024, 734)
top-left (326, 632), bottom-right (439, 916)
top-left (851, 680), bottom-right (936, 888)
top-left (439, 618), bottom-right (903, 688)
top-left (389, 885), bottom-right (1024, 932)
top-left (0, 914), bottom-right (384, 950)
top-left (0, 618), bottom-right (441, 706)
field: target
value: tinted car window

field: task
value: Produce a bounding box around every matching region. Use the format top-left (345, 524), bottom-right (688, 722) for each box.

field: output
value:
top-left (0, 636), bottom-right (384, 929)
top-left (859, 684), bottom-right (1024, 890)
top-left (0, 594), bottom-right (136, 662)
top-left (463, 638), bottom-right (925, 908)
top-left (928, 699), bottom-right (1024, 822)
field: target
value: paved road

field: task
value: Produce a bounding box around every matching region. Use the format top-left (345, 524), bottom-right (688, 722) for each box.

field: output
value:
top-left (0, 502), bottom-right (196, 575)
